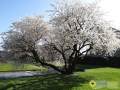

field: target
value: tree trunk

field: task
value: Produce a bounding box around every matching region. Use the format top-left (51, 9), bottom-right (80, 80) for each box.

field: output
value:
top-left (31, 45), bottom-right (80, 75)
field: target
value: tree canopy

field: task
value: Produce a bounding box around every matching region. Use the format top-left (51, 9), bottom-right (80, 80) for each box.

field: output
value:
top-left (1, 0), bottom-right (120, 74)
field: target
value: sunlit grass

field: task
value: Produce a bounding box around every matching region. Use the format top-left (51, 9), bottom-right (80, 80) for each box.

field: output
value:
top-left (0, 62), bottom-right (46, 71)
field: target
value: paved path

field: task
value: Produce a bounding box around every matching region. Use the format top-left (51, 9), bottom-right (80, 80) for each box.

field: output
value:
top-left (0, 70), bottom-right (58, 78)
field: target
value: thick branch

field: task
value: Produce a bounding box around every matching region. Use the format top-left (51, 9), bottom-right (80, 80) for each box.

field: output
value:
top-left (31, 49), bottom-right (66, 74)
top-left (50, 43), bottom-right (68, 71)
top-left (68, 44), bottom-right (77, 70)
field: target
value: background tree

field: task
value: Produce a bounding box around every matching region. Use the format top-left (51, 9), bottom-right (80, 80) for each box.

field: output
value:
top-left (1, 0), bottom-right (120, 74)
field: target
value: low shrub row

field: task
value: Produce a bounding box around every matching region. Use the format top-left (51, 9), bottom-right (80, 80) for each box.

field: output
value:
top-left (78, 56), bottom-right (120, 68)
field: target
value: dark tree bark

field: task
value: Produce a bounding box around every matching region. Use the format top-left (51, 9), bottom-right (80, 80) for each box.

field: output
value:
top-left (31, 49), bottom-right (67, 74)
top-left (31, 43), bottom-right (92, 75)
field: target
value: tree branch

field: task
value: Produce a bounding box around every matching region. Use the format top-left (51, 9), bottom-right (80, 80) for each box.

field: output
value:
top-left (31, 49), bottom-right (66, 74)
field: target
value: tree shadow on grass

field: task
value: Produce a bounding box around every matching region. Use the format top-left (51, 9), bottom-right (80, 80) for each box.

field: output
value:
top-left (0, 74), bottom-right (92, 90)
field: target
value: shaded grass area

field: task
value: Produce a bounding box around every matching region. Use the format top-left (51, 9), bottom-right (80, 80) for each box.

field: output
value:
top-left (0, 74), bottom-right (90, 90)
top-left (0, 62), bottom-right (46, 71)
top-left (0, 64), bottom-right (120, 90)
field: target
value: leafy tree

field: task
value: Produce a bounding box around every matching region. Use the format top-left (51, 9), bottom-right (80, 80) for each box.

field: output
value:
top-left (1, 0), bottom-right (120, 74)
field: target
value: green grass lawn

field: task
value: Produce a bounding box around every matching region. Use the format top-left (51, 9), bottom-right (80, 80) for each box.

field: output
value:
top-left (0, 62), bottom-right (46, 71)
top-left (0, 64), bottom-right (120, 90)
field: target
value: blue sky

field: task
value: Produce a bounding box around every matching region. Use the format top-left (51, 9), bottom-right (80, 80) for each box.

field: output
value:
top-left (0, 0), bottom-right (120, 43)
top-left (0, 0), bottom-right (55, 33)
top-left (0, 0), bottom-right (56, 44)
